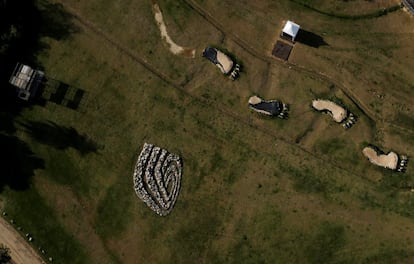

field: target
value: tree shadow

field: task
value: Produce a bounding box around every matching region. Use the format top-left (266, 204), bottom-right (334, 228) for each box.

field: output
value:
top-left (296, 29), bottom-right (328, 48)
top-left (36, 79), bottom-right (88, 112)
top-left (0, 134), bottom-right (44, 192)
top-left (0, 0), bottom-right (78, 192)
top-left (20, 121), bottom-right (99, 155)
top-left (0, 0), bottom-right (79, 111)
top-left (1, 0), bottom-right (78, 69)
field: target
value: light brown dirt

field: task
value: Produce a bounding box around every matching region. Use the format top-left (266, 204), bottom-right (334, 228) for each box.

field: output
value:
top-left (216, 49), bottom-right (233, 74)
top-left (362, 147), bottom-right (398, 170)
top-left (0, 217), bottom-right (44, 264)
top-left (312, 99), bottom-right (347, 123)
top-left (248, 95), bottom-right (262, 105)
top-left (152, 3), bottom-right (196, 58)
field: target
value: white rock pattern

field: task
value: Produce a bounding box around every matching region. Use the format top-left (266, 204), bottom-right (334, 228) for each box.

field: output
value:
top-left (133, 143), bottom-right (182, 216)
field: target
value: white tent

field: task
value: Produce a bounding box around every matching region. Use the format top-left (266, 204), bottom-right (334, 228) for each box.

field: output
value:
top-left (282, 20), bottom-right (300, 42)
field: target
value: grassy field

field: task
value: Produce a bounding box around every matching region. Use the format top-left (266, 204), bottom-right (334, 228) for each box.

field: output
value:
top-left (1, 0), bottom-right (414, 263)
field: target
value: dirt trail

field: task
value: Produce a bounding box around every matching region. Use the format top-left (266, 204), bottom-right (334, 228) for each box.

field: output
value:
top-left (182, 0), bottom-right (414, 136)
top-left (0, 216), bottom-right (44, 264)
top-left (152, 3), bottom-right (196, 58)
top-left (55, 1), bottom-right (400, 186)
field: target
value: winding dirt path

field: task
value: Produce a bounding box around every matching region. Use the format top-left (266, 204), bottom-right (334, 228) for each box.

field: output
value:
top-left (0, 217), bottom-right (44, 264)
top-left (152, 3), bottom-right (196, 58)
top-left (55, 0), bottom-right (407, 188)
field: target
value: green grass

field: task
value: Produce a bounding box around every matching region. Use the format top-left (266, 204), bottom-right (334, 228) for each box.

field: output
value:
top-left (291, 0), bottom-right (401, 20)
top-left (3, 188), bottom-right (88, 263)
top-left (362, 245), bottom-right (412, 264)
top-left (283, 164), bottom-right (331, 195)
top-left (1, 0), bottom-right (414, 263)
top-left (161, 0), bottom-right (193, 32)
top-left (394, 112), bottom-right (414, 130)
top-left (305, 222), bottom-right (346, 264)
top-left (95, 179), bottom-right (133, 240)
top-left (315, 138), bottom-right (347, 155)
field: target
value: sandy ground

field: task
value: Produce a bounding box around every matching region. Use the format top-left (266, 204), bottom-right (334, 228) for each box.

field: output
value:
top-left (0, 216), bottom-right (44, 264)
top-left (152, 4), bottom-right (196, 58)
top-left (312, 99), bottom-right (347, 123)
top-left (362, 147), bottom-right (398, 170)
top-left (248, 95), bottom-right (262, 105)
top-left (216, 50), bottom-right (233, 74)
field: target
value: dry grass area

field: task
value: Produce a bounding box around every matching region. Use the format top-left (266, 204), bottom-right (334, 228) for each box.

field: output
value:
top-left (1, 0), bottom-right (414, 263)
top-left (293, 0), bottom-right (401, 15)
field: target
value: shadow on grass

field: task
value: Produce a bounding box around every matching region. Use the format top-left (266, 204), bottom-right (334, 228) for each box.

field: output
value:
top-left (305, 222), bottom-right (346, 264)
top-left (0, 1), bottom-right (78, 192)
top-left (20, 121), bottom-right (99, 155)
top-left (36, 79), bottom-right (88, 111)
top-left (296, 29), bottom-right (328, 48)
top-left (0, 0), bottom-right (78, 72)
top-left (0, 0), bottom-right (79, 112)
top-left (0, 134), bottom-right (44, 192)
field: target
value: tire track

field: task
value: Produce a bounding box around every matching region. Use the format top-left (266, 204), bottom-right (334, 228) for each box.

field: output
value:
top-left (59, 3), bottom-right (397, 182)
top-left (183, 0), bottom-right (414, 136)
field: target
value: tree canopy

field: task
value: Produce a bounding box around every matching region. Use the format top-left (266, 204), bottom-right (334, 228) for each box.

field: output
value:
top-left (0, 244), bottom-right (11, 264)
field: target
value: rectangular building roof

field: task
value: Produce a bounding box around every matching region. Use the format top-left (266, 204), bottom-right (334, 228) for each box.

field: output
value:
top-left (282, 20), bottom-right (300, 39)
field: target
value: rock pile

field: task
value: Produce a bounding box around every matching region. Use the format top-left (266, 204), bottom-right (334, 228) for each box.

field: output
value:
top-left (133, 143), bottom-right (182, 216)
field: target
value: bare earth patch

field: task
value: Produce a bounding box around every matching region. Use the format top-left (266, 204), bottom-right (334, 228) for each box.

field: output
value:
top-left (0, 216), bottom-right (44, 264)
top-left (312, 99), bottom-right (347, 123)
top-left (362, 146), bottom-right (398, 170)
top-left (152, 3), bottom-right (196, 58)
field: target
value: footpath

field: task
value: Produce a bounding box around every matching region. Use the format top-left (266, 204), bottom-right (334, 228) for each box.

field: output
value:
top-left (0, 216), bottom-right (44, 264)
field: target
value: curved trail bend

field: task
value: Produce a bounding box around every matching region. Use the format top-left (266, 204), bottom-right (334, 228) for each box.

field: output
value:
top-left (152, 3), bottom-right (196, 58)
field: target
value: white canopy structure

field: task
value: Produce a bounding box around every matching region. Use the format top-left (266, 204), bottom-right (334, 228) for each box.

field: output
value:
top-left (281, 20), bottom-right (300, 42)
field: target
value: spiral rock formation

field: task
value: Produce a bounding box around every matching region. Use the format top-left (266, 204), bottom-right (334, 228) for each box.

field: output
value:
top-left (133, 143), bottom-right (182, 216)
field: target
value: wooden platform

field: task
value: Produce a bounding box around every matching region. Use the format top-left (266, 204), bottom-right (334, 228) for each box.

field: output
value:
top-left (272, 41), bottom-right (293, 61)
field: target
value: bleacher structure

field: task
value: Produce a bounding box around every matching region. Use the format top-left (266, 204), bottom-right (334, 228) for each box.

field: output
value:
top-left (9, 62), bottom-right (44, 101)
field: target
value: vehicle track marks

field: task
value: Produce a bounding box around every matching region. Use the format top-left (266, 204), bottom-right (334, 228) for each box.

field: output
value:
top-left (57, 2), bottom-right (404, 186)
top-left (183, 0), bottom-right (414, 136)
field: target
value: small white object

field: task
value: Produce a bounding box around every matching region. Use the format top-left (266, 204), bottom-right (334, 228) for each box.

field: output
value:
top-left (282, 20), bottom-right (301, 41)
